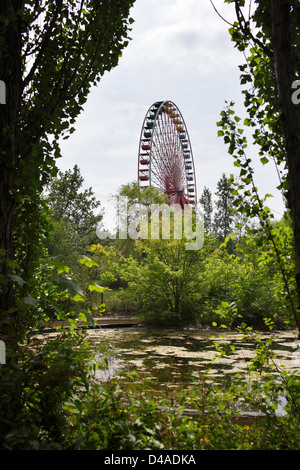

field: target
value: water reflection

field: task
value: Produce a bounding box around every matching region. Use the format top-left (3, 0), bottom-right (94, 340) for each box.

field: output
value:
top-left (86, 326), bottom-right (299, 389)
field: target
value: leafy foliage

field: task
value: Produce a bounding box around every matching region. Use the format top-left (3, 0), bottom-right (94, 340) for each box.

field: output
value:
top-left (0, 0), bottom-right (136, 448)
top-left (45, 165), bottom-right (103, 239)
top-left (200, 186), bottom-right (213, 234)
top-left (0, 329), bottom-right (93, 449)
top-left (213, 173), bottom-right (234, 240)
top-left (45, 165), bottom-right (103, 278)
top-left (123, 238), bottom-right (205, 324)
top-left (0, 0), bottom-right (135, 316)
top-left (216, 0), bottom-right (300, 334)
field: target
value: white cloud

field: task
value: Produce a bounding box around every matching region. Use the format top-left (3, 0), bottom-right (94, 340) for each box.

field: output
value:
top-left (58, 0), bottom-right (285, 231)
top-left (123, 0), bottom-right (241, 74)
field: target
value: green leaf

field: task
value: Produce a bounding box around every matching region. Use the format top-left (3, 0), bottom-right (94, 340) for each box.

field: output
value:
top-left (52, 261), bottom-right (70, 274)
top-left (90, 243), bottom-right (108, 255)
top-left (79, 311), bottom-right (96, 326)
top-left (243, 118), bottom-right (252, 126)
top-left (72, 293), bottom-right (85, 302)
top-left (23, 296), bottom-right (39, 307)
top-left (78, 257), bottom-right (98, 268)
top-left (87, 282), bottom-right (106, 293)
top-left (8, 274), bottom-right (26, 287)
top-left (57, 276), bottom-right (83, 297)
top-left (260, 156), bottom-right (269, 165)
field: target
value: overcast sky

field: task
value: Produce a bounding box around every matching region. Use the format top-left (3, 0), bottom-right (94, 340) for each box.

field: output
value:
top-left (58, 0), bottom-right (286, 231)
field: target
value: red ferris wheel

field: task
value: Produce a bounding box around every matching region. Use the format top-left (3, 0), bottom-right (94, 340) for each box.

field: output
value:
top-left (138, 100), bottom-right (197, 207)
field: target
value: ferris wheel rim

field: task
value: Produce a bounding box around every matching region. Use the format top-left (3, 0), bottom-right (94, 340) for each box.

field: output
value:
top-left (138, 100), bottom-right (197, 206)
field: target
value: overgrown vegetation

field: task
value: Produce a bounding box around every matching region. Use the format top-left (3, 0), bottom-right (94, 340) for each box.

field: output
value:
top-left (84, 179), bottom-right (295, 330)
top-left (2, 315), bottom-right (299, 450)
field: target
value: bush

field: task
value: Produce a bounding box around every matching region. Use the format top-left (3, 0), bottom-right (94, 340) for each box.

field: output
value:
top-left (199, 245), bottom-right (288, 328)
top-left (65, 348), bottom-right (300, 450)
top-left (0, 330), bottom-right (92, 449)
top-left (1, 313), bottom-right (299, 450)
top-left (104, 288), bottom-right (138, 316)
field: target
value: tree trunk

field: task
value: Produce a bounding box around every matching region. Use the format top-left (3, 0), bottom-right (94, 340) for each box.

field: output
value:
top-left (0, 2), bottom-right (23, 325)
top-left (271, 0), bottom-right (300, 335)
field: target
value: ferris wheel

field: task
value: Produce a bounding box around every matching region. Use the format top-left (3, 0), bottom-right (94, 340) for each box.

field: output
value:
top-left (138, 100), bottom-right (197, 207)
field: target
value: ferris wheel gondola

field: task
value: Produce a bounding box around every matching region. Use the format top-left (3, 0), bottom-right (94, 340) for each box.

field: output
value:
top-left (138, 100), bottom-right (197, 207)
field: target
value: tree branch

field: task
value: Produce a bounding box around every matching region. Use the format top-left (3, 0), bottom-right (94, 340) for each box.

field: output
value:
top-left (234, 0), bottom-right (273, 59)
top-left (209, 0), bottom-right (234, 26)
top-left (22, 0), bottom-right (63, 92)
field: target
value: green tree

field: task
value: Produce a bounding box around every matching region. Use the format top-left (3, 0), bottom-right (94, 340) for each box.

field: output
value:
top-left (117, 181), bottom-right (168, 207)
top-left (200, 231), bottom-right (292, 327)
top-left (125, 237), bottom-right (205, 325)
top-left (200, 186), bottom-right (213, 234)
top-left (215, 0), bottom-right (300, 332)
top-left (46, 164), bottom-right (103, 246)
top-left (213, 174), bottom-right (234, 240)
top-left (0, 0), bottom-right (135, 331)
top-left (110, 181), bottom-right (169, 256)
top-left (109, 181), bottom-right (206, 323)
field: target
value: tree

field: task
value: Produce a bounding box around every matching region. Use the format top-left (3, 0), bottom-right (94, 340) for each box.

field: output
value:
top-left (200, 187), bottom-right (213, 234)
top-left (108, 181), bottom-right (206, 323)
top-left (46, 165), bottom-right (103, 239)
top-left (44, 165), bottom-right (103, 276)
top-left (213, 0), bottom-right (300, 333)
top-left (213, 174), bottom-right (234, 240)
top-left (271, 1), bottom-right (300, 333)
top-left (111, 181), bottom-right (169, 256)
top-left (125, 237), bottom-right (206, 325)
top-left (0, 1), bottom-right (135, 329)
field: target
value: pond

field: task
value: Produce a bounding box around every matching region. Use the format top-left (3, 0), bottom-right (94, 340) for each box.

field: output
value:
top-left (86, 325), bottom-right (300, 392)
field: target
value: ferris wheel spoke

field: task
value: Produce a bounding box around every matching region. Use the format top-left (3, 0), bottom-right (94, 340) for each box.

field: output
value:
top-left (138, 101), bottom-right (197, 206)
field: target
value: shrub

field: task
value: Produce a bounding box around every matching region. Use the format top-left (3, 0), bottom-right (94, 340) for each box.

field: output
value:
top-left (199, 246), bottom-right (287, 328)
top-left (0, 330), bottom-right (92, 449)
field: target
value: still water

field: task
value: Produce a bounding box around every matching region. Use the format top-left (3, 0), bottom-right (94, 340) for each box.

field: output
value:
top-left (86, 326), bottom-right (299, 390)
